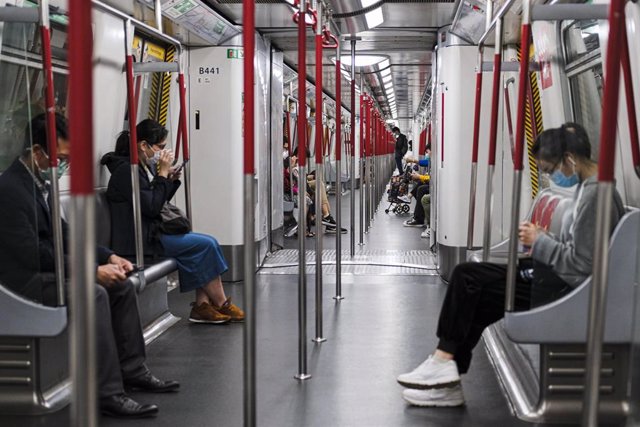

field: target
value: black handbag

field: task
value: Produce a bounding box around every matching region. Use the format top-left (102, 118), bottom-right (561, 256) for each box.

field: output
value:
top-left (159, 202), bottom-right (191, 235)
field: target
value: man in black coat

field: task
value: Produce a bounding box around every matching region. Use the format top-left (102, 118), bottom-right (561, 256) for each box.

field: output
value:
top-left (0, 114), bottom-right (178, 418)
top-left (393, 126), bottom-right (408, 175)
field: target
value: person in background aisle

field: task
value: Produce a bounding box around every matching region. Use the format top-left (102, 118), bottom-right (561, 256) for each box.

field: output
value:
top-left (103, 119), bottom-right (244, 325)
top-left (393, 126), bottom-right (408, 175)
top-left (403, 171), bottom-right (430, 234)
top-left (396, 123), bottom-right (625, 408)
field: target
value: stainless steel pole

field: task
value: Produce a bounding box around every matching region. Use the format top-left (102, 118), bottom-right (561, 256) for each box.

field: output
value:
top-left (313, 5), bottom-right (326, 343)
top-left (242, 0), bottom-right (257, 424)
top-left (359, 74), bottom-right (365, 245)
top-left (295, 0), bottom-right (311, 381)
top-left (350, 38), bottom-right (356, 257)
top-left (68, 0), bottom-right (97, 423)
top-left (334, 43), bottom-right (344, 301)
top-left (154, 0), bottom-right (163, 32)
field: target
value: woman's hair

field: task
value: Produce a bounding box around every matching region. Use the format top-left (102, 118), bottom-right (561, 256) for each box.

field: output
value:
top-left (114, 119), bottom-right (168, 156)
top-left (532, 123), bottom-right (591, 164)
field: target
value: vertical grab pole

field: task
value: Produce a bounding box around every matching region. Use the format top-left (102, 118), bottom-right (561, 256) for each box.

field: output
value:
top-left (154, 0), bottom-right (163, 32)
top-left (482, 16), bottom-right (503, 261)
top-left (68, 0), bottom-right (97, 424)
top-left (177, 67), bottom-right (192, 221)
top-left (582, 1), bottom-right (625, 425)
top-left (620, 27), bottom-right (640, 179)
top-left (359, 84), bottom-right (365, 244)
top-left (313, 4), bottom-right (326, 343)
top-left (334, 43), bottom-right (344, 301)
top-left (40, 0), bottom-right (65, 306)
top-left (349, 39), bottom-right (357, 257)
top-left (365, 97), bottom-right (371, 232)
top-left (295, 0), bottom-right (311, 381)
top-left (242, 0), bottom-right (257, 424)
top-left (505, 0), bottom-right (532, 311)
top-left (466, 49), bottom-right (483, 251)
top-left (124, 21), bottom-right (146, 285)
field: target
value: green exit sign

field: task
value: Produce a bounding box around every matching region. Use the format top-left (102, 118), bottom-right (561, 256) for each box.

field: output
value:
top-left (227, 49), bottom-right (244, 59)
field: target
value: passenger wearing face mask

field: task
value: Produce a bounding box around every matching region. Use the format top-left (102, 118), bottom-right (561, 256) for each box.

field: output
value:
top-left (104, 119), bottom-right (243, 325)
top-left (396, 124), bottom-right (625, 408)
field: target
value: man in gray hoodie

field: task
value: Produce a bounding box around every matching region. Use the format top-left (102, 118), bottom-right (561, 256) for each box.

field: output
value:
top-left (396, 124), bottom-right (625, 407)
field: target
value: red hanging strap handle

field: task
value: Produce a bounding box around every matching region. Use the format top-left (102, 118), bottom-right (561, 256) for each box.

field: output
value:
top-left (292, 1), bottom-right (318, 32)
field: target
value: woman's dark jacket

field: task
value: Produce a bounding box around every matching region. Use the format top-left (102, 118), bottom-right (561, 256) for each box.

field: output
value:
top-left (102, 153), bottom-right (180, 258)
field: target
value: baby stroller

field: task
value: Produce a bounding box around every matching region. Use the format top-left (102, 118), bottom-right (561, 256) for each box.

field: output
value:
top-left (385, 165), bottom-right (413, 215)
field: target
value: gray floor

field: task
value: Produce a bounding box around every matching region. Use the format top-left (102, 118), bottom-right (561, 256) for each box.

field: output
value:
top-left (3, 188), bottom-right (555, 427)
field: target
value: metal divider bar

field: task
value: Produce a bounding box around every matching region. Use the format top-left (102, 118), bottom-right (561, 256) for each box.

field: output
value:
top-left (132, 62), bottom-right (179, 73)
top-left (334, 42), bottom-right (344, 301)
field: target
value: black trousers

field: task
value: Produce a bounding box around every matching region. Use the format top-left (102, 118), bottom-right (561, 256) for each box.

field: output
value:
top-left (410, 184), bottom-right (430, 223)
top-left (96, 283), bottom-right (148, 398)
top-left (436, 262), bottom-right (569, 374)
top-left (395, 156), bottom-right (403, 175)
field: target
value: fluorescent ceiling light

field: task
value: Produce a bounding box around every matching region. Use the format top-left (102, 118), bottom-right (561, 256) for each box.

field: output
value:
top-left (379, 59), bottom-right (390, 69)
top-left (365, 8), bottom-right (384, 29)
top-left (333, 54), bottom-right (388, 67)
top-left (380, 68), bottom-right (391, 77)
top-left (384, 82), bottom-right (393, 90)
top-left (361, 0), bottom-right (384, 29)
top-left (382, 74), bottom-right (392, 84)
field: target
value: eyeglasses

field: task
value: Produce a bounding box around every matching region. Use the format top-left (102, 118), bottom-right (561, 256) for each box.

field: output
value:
top-left (539, 158), bottom-right (562, 175)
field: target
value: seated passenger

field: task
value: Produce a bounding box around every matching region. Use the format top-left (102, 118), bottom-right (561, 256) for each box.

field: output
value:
top-left (403, 172), bottom-right (430, 231)
top-left (0, 114), bottom-right (178, 418)
top-left (396, 124), bottom-right (625, 407)
top-left (291, 147), bottom-right (347, 234)
top-left (102, 119), bottom-right (244, 324)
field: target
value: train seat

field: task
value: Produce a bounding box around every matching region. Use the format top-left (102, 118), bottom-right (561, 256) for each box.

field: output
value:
top-left (60, 189), bottom-right (180, 335)
top-left (470, 187), bottom-right (640, 423)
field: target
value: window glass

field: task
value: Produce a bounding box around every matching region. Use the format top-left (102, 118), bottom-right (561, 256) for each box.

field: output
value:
top-left (563, 19), bottom-right (603, 161)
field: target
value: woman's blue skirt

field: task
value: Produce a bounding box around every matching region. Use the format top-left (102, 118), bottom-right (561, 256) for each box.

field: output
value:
top-left (159, 232), bottom-right (228, 293)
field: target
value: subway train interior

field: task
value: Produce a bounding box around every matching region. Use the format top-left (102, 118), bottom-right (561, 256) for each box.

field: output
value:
top-left (0, 0), bottom-right (639, 426)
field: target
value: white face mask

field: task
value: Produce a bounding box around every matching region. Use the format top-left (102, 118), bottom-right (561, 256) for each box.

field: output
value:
top-left (145, 148), bottom-right (161, 167)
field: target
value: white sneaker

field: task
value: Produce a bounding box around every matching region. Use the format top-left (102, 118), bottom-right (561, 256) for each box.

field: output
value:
top-left (402, 384), bottom-right (465, 407)
top-left (421, 228), bottom-right (431, 238)
top-left (397, 355), bottom-right (460, 389)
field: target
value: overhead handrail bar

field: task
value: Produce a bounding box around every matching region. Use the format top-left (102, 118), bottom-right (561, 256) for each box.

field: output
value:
top-left (481, 61), bottom-right (541, 72)
top-left (242, 0), bottom-right (256, 425)
top-left (333, 41), bottom-right (344, 301)
top-left (124, 20), bottom-right (147, 291)
top-left (92, 0), bottom-right (182, 51)
top-left (478, 0), bottom-right (517, 46)
top-left (530, 4), bottom-right (608, 21)
top-left (504, 0), bottom-right (532, 310)
top-left (132, 62), bottom-right (179, 73)
top-left (38, 0), bottom-right (66, 306)
top-left (0, 6), bottom-right (39, 22)
top-left (482, 16), bottom-right (503, 261)
top-left (620, 26), bottom-right (640, 180)
top-left (313, 3), bottom-right (326, 344)
top-left (68, 0), bottom-right (97, 424)
top-left (294, 0), bottom-right (311, 382)
top-left (583, 1), bottom-right (628, 425)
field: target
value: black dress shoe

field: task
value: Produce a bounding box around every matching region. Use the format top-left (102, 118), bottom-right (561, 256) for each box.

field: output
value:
top-left (124, 372), bottom-right (180, 393)
top-left (100, 394), bottom-right (158, 418)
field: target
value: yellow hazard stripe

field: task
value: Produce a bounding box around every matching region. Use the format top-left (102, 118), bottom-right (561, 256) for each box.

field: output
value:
top-left (158, 46), bottom-right (175, 126)
top-left (148, 73), bottom-right (161, 120)
top-left (517, 47), bottom-right (543, 199)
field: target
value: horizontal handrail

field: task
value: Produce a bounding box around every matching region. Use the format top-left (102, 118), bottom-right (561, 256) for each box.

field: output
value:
top-left (132, 61), bottom-right (179, 74)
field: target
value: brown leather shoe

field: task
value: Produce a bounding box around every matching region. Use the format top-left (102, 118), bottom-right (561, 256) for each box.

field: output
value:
top-left (189, 302), bottom-right (231, 324)
top-left (214, 297), bottom-right (245, 322)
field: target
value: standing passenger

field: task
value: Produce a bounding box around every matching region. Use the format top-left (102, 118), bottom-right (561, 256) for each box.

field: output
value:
top-left (396, 124), bottom-right (625, 407)
top-left (103, 119), bottom-right (244, 325)
top-left (393, 126), bottom-right (408, 175)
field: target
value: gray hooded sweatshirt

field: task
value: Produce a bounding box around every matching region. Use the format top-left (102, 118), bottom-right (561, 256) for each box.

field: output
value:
top-left (531, 176), bottom-right (625, 288)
